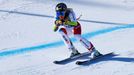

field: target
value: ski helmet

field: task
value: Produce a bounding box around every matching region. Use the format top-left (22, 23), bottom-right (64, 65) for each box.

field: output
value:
top-left (55, 3), bottom-right (67, 12)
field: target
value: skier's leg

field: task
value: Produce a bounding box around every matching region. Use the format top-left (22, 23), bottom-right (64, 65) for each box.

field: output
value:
top-left (73, 22), bottom-right (102, 58)
top-left (59, 28), bottom-right (73, 49)
top-left (58, 28), bottom-right (80, 57)
top-left (74, 34), bottom-right (94, 52)
top-left (72, 22), bottom-right (93, 51)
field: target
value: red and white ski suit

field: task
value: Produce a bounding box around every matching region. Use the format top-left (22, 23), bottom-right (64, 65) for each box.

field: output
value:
top-left (54, 8), bottom-right (94, 53)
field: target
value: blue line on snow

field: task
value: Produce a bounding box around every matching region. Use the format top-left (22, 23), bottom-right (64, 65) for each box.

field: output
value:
top-left (0, 24), bottom-right (134, 57)
top-left (83, 24), bottom-right (134, 39)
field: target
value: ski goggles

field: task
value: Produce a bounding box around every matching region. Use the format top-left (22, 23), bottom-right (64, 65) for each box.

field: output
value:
top-left (56, 11), bottom-right (65, 16)
top-left (56, 11), bottom-right (65, 20)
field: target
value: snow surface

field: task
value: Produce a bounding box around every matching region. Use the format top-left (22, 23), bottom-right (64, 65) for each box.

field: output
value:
top-left (0, 0), bottom-right (134, 75)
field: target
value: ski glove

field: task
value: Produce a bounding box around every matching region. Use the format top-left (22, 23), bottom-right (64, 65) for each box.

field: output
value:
top-left (55, 20), bottom-right (64, 25)
top-left (55, 20), bottom-right (77, 26)
top-left (53, 20), bottom-right (62, 32)
top-left (53, 20), bottom-right (78, 32)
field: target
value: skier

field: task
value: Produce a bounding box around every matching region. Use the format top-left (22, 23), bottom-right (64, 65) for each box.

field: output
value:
top-left (53, 3), bottom-right (102, 58)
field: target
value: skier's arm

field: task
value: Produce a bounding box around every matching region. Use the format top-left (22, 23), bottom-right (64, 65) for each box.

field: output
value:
top-left (64, 9), bottom-right (78, 26)
top-left (64, 20), bottom-right (77, 26)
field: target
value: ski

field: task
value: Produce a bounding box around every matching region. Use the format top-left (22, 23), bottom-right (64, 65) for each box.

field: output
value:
top-left (53, 52), bottom-right (90, 65)
top-left (76, 52), bottom-right (115, 65)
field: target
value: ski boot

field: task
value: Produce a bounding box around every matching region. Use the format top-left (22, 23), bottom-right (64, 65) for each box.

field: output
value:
top-left (90, 48), bottom-right (102, 59)
top-left (70, 48), bottom-right (81, 58)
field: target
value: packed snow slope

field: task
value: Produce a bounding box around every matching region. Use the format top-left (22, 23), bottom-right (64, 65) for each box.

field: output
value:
top-left (0, 0), bottom-right (134, 75)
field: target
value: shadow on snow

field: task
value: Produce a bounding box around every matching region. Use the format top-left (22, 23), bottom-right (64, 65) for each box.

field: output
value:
top-left (80, 54), bottom-right (134, 66)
